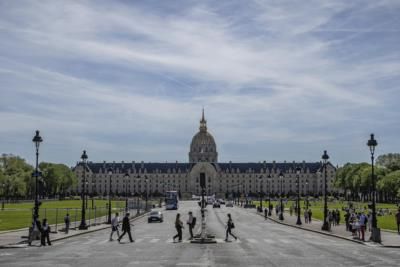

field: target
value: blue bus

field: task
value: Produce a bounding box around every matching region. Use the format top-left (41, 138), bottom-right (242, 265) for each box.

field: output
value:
top-left (165, 191), bottom-right (179, 210)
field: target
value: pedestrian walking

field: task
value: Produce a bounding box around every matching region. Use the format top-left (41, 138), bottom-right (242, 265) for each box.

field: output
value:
top-left (225, 213), bottom-right (237, 242)
top-left (173, 213), bottom-right (184, 242)
top-left (344, 210), bottom-right (350, 231)
top-left (336, 209), bottom-right (341, 225)
top-left (328, 211), bottom-right (333, 230)
top-left (64, 213), bottom-right (70, 234)
top-left (41, 218), bottom-right (51, 246)
top-left (304, 209), bottom-right (309, 223)
top-left (118, 213), bottom-right (133, 243)
top-left (332, 210), bottom-right (337, 226)
top-left (264, 208), bottom-right (268, 219)
top-left (359, 212), bottom-right (368, 241)
top-left (308, 209), bottom-right (312, 223)
top-left (395, 208), bottom-right (400, 234)
top-left (110, 212), bottom-right (120, 241)
top-left (28, 215), bottom-right (42, 246)
top-left (289, 205), bottom-right (293, 216)
top-left (367, 212), bottom-right (372, 232)
top-left (187, 211), bottom-right (195, 240)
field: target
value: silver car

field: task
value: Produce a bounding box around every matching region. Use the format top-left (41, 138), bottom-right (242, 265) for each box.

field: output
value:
top-left (148, 211), bottom-right (163, 223)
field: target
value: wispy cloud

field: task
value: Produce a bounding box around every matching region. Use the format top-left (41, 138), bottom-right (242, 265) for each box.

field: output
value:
top-left (0, 0), bottom-right (399, 165)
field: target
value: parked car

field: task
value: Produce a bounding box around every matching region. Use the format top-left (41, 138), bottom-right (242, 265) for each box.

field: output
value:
top-left (218, 199), bottom-right (225, 205)
top-left (213, 202), bottom-right (221, 208)
top-left (148, 211), bottom-right (163, 223)
top-left (226, 201), bottom-right (234, 207)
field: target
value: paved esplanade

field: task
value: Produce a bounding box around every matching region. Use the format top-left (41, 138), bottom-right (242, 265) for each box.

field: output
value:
top-left (1, 201), bottom-right (399, 267)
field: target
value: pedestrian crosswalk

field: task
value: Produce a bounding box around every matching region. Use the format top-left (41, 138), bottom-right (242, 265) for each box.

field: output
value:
top-left (74, 237), bottom-right (308, 245)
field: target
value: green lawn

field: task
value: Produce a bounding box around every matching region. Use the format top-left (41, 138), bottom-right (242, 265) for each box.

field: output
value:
top-left (0, 199), bottom-right (127, 231)
top-left (252, 199), bottom-right (399, 231)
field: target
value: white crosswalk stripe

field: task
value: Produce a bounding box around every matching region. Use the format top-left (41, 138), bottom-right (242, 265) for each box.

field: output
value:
top-left (99, 239), bottom-right (109, 244)
top-left (135, 238), bottom-right (144, 243)
top-left (150, 238), bottom-right (160, 243)
top-left (82, 239), bottom-right (97, 245)
top-left (247, 238), bottom-right (259, 243)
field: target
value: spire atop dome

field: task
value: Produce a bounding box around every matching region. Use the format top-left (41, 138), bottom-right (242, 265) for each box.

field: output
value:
top-left (199, 108), bottom-right (207, 132)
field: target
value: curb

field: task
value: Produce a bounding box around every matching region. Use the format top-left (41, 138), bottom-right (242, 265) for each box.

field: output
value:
top-left (258, 211), bottom-right (400, 248)
top-left (248, 208), bottom-right (398, 248)
top-left (0, 212), bottom-right (150, 249)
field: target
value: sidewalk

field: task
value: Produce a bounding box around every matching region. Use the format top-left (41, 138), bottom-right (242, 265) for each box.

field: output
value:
top-left (0, 209), bottom-right (148, 249)
top-left (253, 208), bottom-right (400, 248)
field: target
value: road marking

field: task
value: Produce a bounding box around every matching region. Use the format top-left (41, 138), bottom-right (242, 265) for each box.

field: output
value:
top-left (165, 239), bottom-right (173, 243)
top-left (247, 238), bottom-right (258, 243)
top-left (82, 239), bottom-right (97, 245)
top-left (149, 238), bottom-right (159, 243)
top-left (177, 263), bottom-right (210, 266)
top-left (263, 239), bottom-right (273, 244)
top-left (280, 239), bottom-right (290, 244)
top-left (135, 238), bottom-right (144, 243)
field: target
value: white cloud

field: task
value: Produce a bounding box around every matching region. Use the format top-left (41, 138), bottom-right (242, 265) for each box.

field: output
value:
top-left (0, 0), bottom-right (399, 165)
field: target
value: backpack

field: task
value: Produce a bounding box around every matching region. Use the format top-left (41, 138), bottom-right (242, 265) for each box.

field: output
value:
top-left (192, 217), bottom-right (196, 227)
top-left (230, 222), bottom-right (235, 229)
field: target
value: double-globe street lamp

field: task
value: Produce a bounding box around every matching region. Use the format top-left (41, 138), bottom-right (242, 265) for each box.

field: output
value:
top-left (124, 173), bottom-right (129, 212)
top-left (368, 134), bottom-right (381, 242)
top-left (32, 130), bottom-right (43, 220)
top-left (136, 175), bottom-right (149, 211)
top-left (321, 150), bottom-right (330, 231)
top-left (279, 172), bottom-right (284, 221)
top-left (267, 174), bottom-right (272, 216)
top-left (296, 167), bottom-right (302, 225)
top-left (79, 150), bottom-right (88, 230)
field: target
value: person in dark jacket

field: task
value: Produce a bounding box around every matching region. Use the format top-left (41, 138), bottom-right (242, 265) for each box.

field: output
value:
top-left (118, 213), bottom-right (133, 243)
top-left (41, 218), bottom-right (51, 246)
top-left (173, 213), bottom-right (184, 242)
top-left (225, 213), bottom-right (237, 241)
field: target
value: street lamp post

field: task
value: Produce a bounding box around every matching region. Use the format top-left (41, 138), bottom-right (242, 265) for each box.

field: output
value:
top-left (258, 175), bottom-right (263, 212)
top-left (296, 167), bottom-right (302, 225)
top-left (305, 179), bottom-right (309, 211)
top-left (124, 173), bottom-right (129, 212)
top-left (368, 134), bottom-right (381, 242)
top-left (145, 176), bottom-right (149, 211)
top-left (267, 174), bottom-right (272, 216)
top-left (78, 150), bottom-right (88, 230)
top-left (321, 150), bottom-right (330, 231)
top-left (279, 172), bottom-right (284, 221)
top-left (32, 130), bottom-right (43, 220)
top-left (107, 168), bottom-right (113, 224)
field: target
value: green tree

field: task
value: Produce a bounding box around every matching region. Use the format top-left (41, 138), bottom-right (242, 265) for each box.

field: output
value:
top-left (376, 153), bottom-right (400, 171)
top-left (39, 162), bottom-right (77, 197)
top-left (0, 154), bottom-right (33, 200)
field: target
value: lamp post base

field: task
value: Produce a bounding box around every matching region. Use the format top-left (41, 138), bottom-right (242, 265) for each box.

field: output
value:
top-left (279, 213), bottom-right (284, 221)
top-left (321, 222), bottom-right (330, 231)
top-left (296, 217), bottom-right (302, 225)
top-left (370, 227), bottom-right (381, 243)
top-left (78, 223), bottom-right (88, 230)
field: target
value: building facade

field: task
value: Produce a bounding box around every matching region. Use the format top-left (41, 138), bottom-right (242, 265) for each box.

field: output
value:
top-left (73, 111), bottom-right (336, 199)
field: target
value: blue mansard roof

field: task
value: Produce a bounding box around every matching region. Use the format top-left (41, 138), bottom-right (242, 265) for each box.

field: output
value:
top-left (77, 161), bottom-right (331, 174)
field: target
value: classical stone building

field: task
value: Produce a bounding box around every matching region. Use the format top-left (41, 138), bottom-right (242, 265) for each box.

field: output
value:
top-left (73, 110), bottom-right (336, 199)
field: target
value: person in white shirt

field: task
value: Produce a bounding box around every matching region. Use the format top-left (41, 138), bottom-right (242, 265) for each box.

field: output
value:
top-left (110, 212), bottom-right (120, 241)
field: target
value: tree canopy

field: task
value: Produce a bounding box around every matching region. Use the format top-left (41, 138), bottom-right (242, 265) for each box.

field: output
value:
top-left (0, 154), bottom-right (77, 200)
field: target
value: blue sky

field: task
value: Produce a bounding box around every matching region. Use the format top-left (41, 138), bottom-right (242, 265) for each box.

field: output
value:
top-left (0, 0), bottom-right (399, 167)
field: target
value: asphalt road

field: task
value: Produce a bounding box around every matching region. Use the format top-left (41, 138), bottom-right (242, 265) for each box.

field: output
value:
top-left (1, 201), bottom-right (399, 267)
